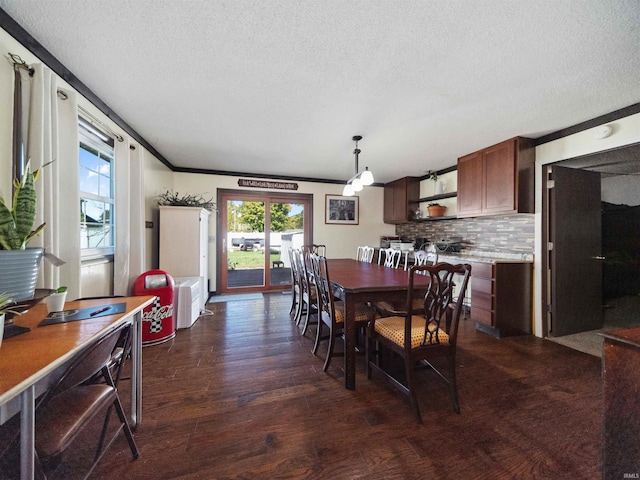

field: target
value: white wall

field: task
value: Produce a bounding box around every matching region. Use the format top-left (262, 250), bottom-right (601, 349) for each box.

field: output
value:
top-left (0, 28), bottom-right (170, 297)
top-left (164, 172), bottom-right (394, 291)
top-left (143, 152), bottom-right (173, 269)
top-left (533, 113), bottom-right (640, 337)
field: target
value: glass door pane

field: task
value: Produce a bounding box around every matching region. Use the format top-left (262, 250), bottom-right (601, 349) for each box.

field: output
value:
top-left (269, 202), bottom-right (305, 287)
top-left (226, 200), bottom-right (265, 289)
top-left (218, 190), bottom-right (312, 294)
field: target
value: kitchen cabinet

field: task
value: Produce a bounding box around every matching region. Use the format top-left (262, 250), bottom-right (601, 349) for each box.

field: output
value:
top-left (457, 137), bottom-right (535, 217)
top-left (383, 176), bottom-right (419, 224)
top-left (159, 206), bottom-right (210, 298)
top-left (469, 260), bottom-right (532, 338)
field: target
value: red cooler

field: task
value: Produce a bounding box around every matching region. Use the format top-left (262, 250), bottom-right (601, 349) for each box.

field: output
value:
top-left (133, 270), bottom-right (176, 346)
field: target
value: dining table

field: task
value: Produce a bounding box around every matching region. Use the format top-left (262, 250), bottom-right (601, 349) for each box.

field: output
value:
top-left (0, 295), bottom-right (155, 480)
top-left (325, 258), bottom-right (430, 390)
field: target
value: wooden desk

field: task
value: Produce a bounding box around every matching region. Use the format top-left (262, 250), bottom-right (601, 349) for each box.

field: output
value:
top-left (0, 295), bottom-right (155, 480)
top-left (601, 327), bottom-right (640, 479)
top-left (325, 259), bottom-right (429, 390)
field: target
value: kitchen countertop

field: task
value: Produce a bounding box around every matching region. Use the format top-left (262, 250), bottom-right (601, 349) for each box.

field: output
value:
top-left (435, 250), bottom-right (533, 264)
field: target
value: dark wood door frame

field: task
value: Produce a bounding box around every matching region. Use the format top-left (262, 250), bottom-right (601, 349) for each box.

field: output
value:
top-left (216, 188), bottom-right (313, 294)
top-left (542, 165), bottom-right (602, 337)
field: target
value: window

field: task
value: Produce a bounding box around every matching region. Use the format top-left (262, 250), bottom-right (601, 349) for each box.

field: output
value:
top-left (79, 118), bottom-right (115, 258)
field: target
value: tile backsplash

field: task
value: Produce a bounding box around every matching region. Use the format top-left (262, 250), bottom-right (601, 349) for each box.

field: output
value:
top-left (395, 214), bottom-right (535, 254)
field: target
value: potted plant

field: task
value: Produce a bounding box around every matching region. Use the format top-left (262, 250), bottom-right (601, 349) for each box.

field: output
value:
top-left (427, 202), bottom-right (447, 217)
top-left (0, 162), bottom-right (49, 302)
top-left (426, 170), bottom-right (446, 195)
top-left (44, 286), bottom-right (68, 313)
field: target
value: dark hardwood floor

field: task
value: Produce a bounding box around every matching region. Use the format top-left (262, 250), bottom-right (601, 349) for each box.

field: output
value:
top-left (1, 292), bottom-right (603, 479)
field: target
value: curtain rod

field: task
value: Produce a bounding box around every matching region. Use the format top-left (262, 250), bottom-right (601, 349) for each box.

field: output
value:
top-left (9, 51), bottom-right (124, 143)
top-left (8, 52), bottom-right (33, 75)
top-left (77, 105), bottom-right (125, 142)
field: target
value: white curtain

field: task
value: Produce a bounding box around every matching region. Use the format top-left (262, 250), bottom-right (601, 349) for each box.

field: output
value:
top-left (114, 142), bottom-right (146, 296)
top-left (21, 63), bottom-right (145, 298)
top-left (27, 64), bottom-right (81, 299)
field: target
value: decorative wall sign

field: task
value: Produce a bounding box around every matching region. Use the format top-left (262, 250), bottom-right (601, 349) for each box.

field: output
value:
top-left (238, 179), bottom-right (298, 190)
top-left (325, 194), bottom-right (359, 225)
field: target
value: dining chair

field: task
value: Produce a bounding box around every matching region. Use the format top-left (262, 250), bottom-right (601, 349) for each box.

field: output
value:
top-left (295, 248), bottom-right (318, 335)
top-left (375, 252), bottom-right (435, 317)
top-left (35, 324), bottom-right (139, 478)
top-left (379, 248), bottom-right (402, 268)
top-left (364, 246), bottom-right (374, 263)
top-left (303, 244), bottom-right (326, 256)
top-left (356, 246), bottom-right (374, 263)
top-left (310, 253), bottom-right (375, 372)
top-left (366, 262), bottom-right (471, 423)
top-left (407, 249), bottom-right (438, 269)
top-left (287, 247), bottom-right (301, 319)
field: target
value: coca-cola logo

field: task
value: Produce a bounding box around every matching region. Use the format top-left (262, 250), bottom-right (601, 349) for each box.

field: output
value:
top-left (142, 304), bottom-right (174, 322)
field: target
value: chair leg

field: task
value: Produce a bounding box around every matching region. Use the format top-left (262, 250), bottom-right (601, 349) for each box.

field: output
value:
top-left (323, 324), bottom-right (336, 372)
top-left (404, 356), bottom-right (423, 424)
top-left (294, 291), bottom-right (303, 325)
top-left (112, 394), bottom-right (139, 459)
top-left (448, 356), bottom-right (461, 414)
top-left (366, 334), bottom-right (373, 379)
top-left (312, 317), bottom-right (323, 355)
top-left (289, 286), bottom-right (297, 315)
top-left (301, 299), bottom-right (313, 335)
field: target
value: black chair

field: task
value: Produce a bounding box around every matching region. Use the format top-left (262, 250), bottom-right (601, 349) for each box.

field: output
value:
top-left (287, 247), bottom-right (301, 319)
top-left (35, 324), bottom-right (139, 478)
top-left (292, 249), bottom-right (317, 335)
top-left (310, 253), bottom-right (375, 372)
top-left (303, 244), bottom-right (326, 256)
top-left (75, 296), bottom-right (129, 385)
top-left (366, 262), bottom-right (471, 423)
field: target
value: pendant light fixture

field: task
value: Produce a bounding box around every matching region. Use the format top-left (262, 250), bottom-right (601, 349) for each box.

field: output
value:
top-left (342, 135), bottom-right (374, 196)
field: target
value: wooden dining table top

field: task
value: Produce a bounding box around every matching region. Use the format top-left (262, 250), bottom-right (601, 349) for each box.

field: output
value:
top-left (325, 258), bottom-right (430, 292)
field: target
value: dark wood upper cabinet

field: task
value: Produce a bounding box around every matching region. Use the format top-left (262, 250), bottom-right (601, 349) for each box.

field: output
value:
top-left (457, 137), bottom-right (535, 218)
top-left (383, 177), bottom-right (419, 224)
top-left (457, 150), bottom-right (483, 216)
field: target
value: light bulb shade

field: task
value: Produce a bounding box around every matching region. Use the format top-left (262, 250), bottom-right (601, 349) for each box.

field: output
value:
top-left (360, 168), bottom-right (374, 186)
top-left (352, 177), bottom-right (363, 191)
top-left (342, 183), bottom-right (355, 196)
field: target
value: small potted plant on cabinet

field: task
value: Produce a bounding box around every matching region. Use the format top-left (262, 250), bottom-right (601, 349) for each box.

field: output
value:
top-left (427, 202), bottom-right (447, 217)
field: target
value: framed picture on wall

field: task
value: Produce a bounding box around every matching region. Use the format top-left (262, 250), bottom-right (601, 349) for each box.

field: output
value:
top-left (325, 195), bottom-right (359, 225)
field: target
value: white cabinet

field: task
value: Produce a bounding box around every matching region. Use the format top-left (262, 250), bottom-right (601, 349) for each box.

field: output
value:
top-left (159, 206), bottom-right (210, 302)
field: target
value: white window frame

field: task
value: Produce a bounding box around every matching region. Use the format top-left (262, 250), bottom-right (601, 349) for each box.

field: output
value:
top-left (79, 118), bottom-right (115, 259)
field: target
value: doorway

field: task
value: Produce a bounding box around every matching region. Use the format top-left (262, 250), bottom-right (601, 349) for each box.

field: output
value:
top-left (217, 189), bottom-right (312, 294)
top-left (542, 143), bottom-right (640, 346)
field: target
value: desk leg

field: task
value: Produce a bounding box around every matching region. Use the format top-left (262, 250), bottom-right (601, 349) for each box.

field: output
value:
top-left (130, 311), bottom-right (143, 430)
top-left (19, 386), bottom-right (35, 480)
top-left (344, 295), bottom-right (356, 390)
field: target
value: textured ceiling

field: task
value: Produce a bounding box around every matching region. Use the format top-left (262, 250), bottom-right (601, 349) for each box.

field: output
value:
top-left (1, 0), bottom-right (639, 183)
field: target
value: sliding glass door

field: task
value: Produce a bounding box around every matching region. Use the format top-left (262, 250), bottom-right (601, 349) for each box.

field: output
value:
top-left (218, 190), bottom-right (312, 293)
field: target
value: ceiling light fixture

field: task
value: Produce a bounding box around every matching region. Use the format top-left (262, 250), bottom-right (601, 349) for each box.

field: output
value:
top-left (342, 135), bottom-right (374, 196)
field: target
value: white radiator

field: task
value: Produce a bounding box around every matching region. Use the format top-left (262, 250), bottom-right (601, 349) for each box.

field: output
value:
top-left (174, 276), bottom-right (202, 329)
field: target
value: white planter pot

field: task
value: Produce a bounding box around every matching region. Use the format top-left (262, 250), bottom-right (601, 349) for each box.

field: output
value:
top-left (0, 248), bottom-right (44, 302)
top-left (44, 291), bottom-right (67, 313)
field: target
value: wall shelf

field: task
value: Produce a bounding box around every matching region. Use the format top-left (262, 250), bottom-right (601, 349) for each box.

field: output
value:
top-left (414, 215), bottom-right (457, 222)
top-left (409, 192), bottom-right (457, 204)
